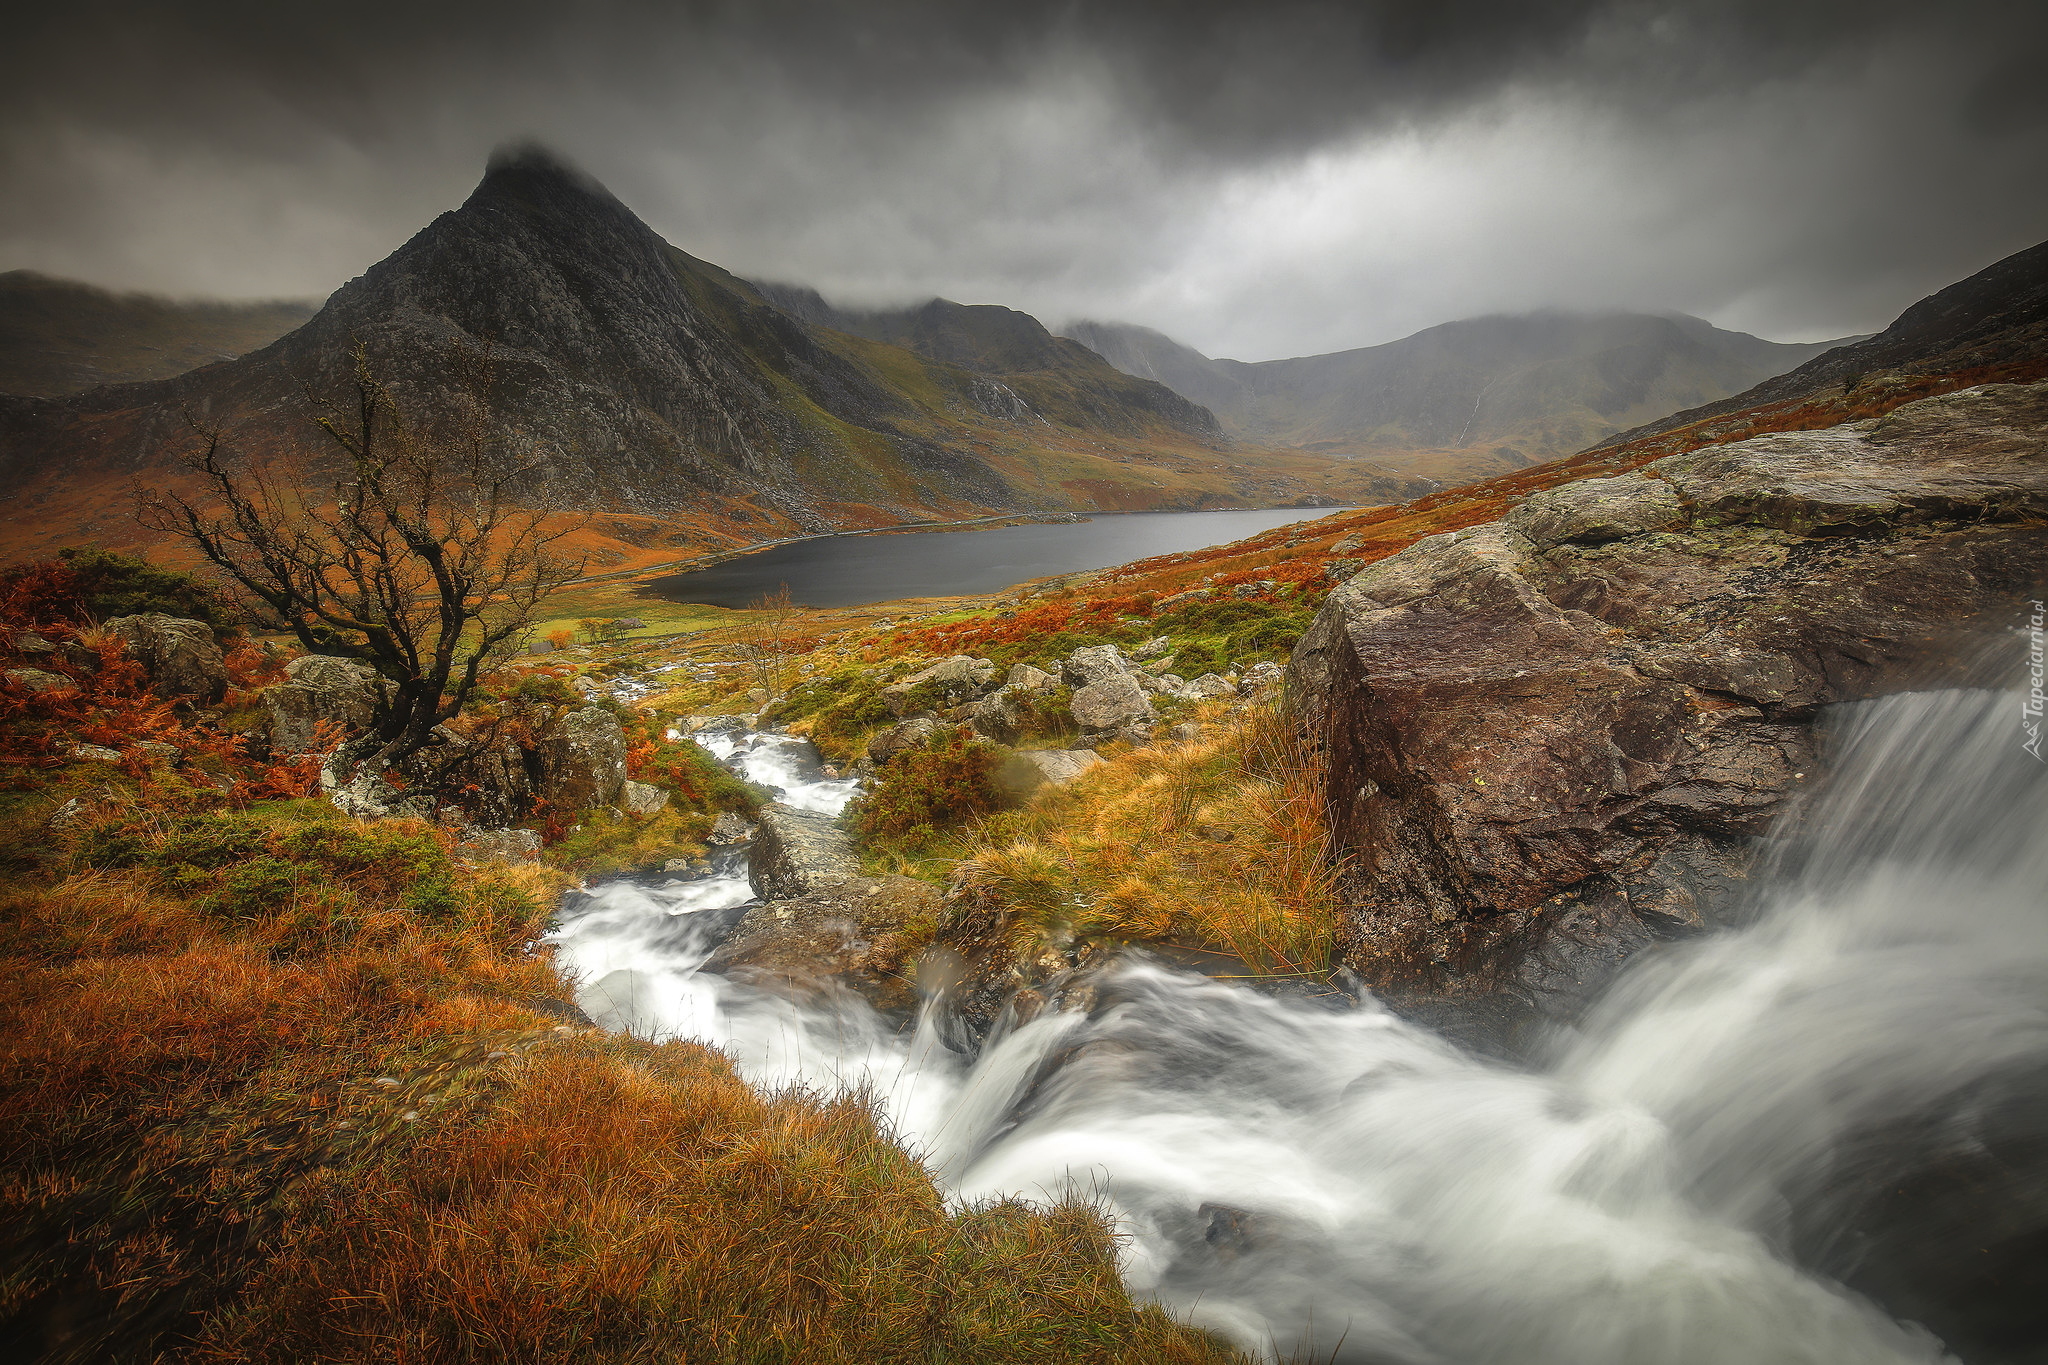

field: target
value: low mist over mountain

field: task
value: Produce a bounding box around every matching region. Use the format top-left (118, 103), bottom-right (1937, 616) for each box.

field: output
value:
top-left (0, 272), bottom-right (316, 397)
top-left (1066, 312), bottom-right (1854, 481)
top-left (3, 150), bottom-right (1432, 559)
top-left (1594, 236), bottom-right (2048, 451)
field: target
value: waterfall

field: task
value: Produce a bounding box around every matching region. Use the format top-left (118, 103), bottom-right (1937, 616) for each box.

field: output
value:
top-left (550, 691), bottom-right (2048, 1362)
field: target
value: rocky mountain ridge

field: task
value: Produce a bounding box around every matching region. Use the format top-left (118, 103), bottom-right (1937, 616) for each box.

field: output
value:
top-left (751, 285), bottom-right (1220, 438)
top-left (1065, 311), bottom-right (1854, 482)
top-left (1593, 236), bottom-right (2048, 452)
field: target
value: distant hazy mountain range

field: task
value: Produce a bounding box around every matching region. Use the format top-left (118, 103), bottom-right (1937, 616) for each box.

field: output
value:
top-left (1063, 313), bottom-right (1859, 481)
top-left (0, 272), bottom-right (316, 398)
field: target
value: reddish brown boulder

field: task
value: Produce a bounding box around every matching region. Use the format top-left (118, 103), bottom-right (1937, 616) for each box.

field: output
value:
top-left (1288, 384), bottom-right (2048, 1031)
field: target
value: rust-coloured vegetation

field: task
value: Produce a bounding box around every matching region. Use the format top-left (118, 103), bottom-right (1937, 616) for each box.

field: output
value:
top-left (0, 577), bottom-right (1246, 1365)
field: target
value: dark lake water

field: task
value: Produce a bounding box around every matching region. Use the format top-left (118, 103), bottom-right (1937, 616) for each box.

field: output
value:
top-left (643, 508), bottom-right (1346, 608)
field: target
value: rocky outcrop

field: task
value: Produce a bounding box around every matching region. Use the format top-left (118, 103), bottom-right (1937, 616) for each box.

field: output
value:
top-left (1061, 644), bottom-right (1157, 734)
top-left (541, 706), bottom-right (628, 811)
top-left (707, 811), bottom-right (758, 845)
top-left (881, 655), bottom-right (998, 716)
top-left (105, 614), bottom-right (226, 704)
top-left (868, 715), bottom-right (942, 762)
top-left (264, 655), bottom-right (384, 754)
top-left (706, 873), bottom-right (941, 1015)
top-left (748, 803), bottom-right (861, 900)
top-left (5, 667), bottom-right (70, 693)
top-left (1289, 384), bottom-right (2048, 1032)
top-left (621, 780), bottom-right (669, 816)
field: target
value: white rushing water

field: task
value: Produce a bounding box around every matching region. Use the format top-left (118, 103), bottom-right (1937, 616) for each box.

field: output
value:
top-left (550, 693), bottom-right (2048, 1363)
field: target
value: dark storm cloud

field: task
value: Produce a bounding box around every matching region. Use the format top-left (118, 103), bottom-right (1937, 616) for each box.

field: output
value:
top-left (3, 1), bottom-right (2044, 356)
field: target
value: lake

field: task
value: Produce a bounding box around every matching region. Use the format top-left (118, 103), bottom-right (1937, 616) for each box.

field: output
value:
top-left (643, 508), bottom-right (1347, 608)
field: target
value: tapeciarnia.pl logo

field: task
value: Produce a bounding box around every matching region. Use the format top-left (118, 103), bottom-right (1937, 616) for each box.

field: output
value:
top-left (2026, 600), bottom-right (2046, 762)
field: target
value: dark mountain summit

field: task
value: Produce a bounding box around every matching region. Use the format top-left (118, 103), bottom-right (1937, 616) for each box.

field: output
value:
top-left (0, 148), bottom-right (1225, 548)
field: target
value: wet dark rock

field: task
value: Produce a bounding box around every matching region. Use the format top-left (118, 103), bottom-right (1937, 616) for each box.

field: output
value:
top-left (748, 802), bottom-right (860, 900)
top-left (706, 873), bottom-right (940, 1017)
top-left (706, 811), bottom-right (757, 844)
top-left (1288, 384), bottom-right (2048, 1029)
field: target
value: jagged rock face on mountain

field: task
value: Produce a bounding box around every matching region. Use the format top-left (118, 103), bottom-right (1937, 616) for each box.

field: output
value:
top-left (0, 149), bottom-right (1022, 525)
top-left (1288, 383), bottom-right (2048, 1039)
top-left (0, 150), bottom-right (1231, 539)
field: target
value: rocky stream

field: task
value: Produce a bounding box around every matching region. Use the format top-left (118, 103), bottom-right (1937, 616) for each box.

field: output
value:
top-left (546, 685), bottom-right (2048, 1365)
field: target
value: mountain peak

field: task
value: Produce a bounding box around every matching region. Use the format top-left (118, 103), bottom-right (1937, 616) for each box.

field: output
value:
top-left (473, 142), bottom-right (622, 211)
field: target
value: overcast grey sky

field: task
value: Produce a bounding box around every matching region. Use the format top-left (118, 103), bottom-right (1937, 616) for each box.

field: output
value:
top-left (3, 0), bottom-right (2044, 361)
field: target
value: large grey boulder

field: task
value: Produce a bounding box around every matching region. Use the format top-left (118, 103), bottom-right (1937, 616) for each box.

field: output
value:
top-left (1286, 383), bottom-right (2048, 1033)
top-left (881, 655), bottom-right (999, 716)
top-left (105, 614), bottom-right (226, 704)
top-left (748, 802), bottom-right (861, 900)
top-left (960, 691), bottom-right (1023, 744)
top-left (1061, 645), bottom-right (1156, 733)
top-left (868, 715), bottom-right (942, 762)
top-left (264, 655), bottom-right (383, 754)
top-left (1004, 662), bottom-right (1058, 692)
top-left (542, 706), bottom-right (627, 811)
top-left (1502, 474), bottom-right (1687, 546)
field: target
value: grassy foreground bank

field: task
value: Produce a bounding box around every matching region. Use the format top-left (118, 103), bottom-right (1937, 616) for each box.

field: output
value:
top-left (0, 583), bottom-right (1245, 1362)
top-left (0, 792), bottom-right (1242, 1364)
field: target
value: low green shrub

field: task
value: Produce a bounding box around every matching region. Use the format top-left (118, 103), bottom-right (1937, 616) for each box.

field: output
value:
top-left (848, 729), bottom-right (1002, 859)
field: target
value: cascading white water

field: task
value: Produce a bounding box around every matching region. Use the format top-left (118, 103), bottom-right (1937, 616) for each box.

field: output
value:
top-left (550, 691), bottom-right (2048, 1363)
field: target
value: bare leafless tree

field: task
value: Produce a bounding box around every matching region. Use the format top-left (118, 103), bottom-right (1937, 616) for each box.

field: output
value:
top-left (140, 346), bottom-right (585, 775)
top-left (737, 583), bottom-right (799, 700)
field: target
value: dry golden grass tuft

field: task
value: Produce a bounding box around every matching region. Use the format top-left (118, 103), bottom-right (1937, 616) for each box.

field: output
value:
top-left (197, 1037), bottom-right (1235, 1365)
top-left (959, 703), bottom-right (1339, 978)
